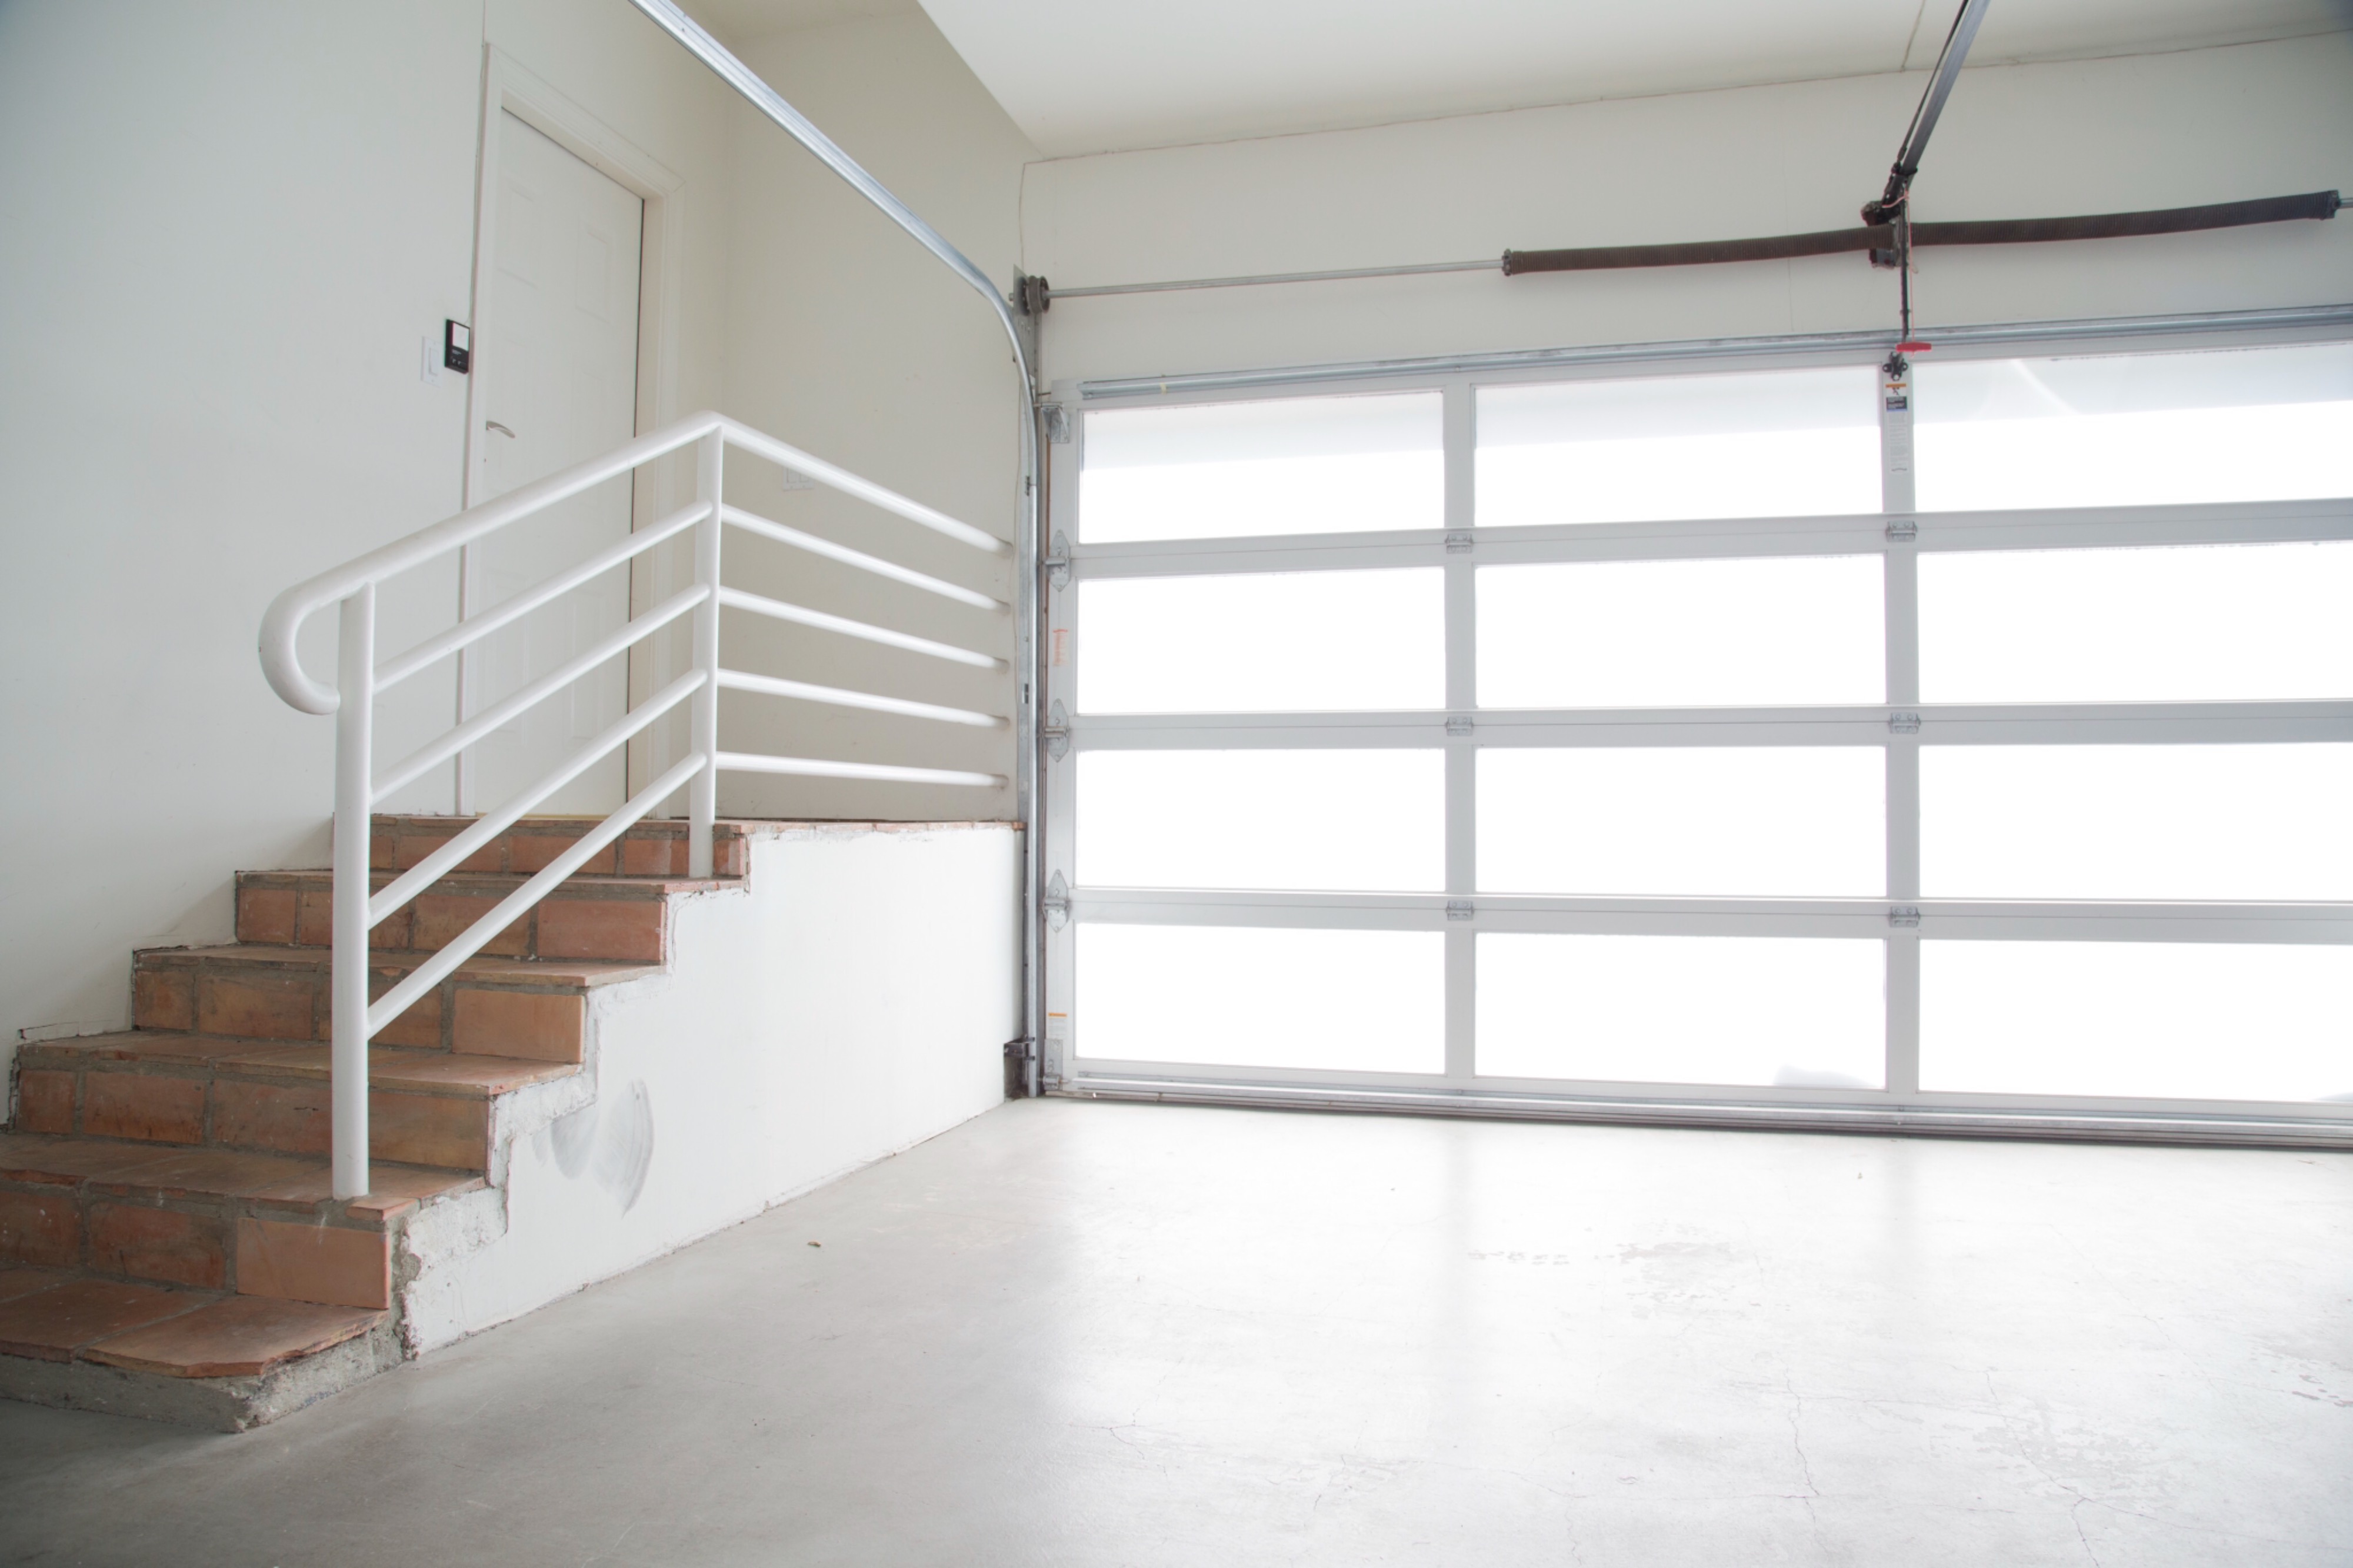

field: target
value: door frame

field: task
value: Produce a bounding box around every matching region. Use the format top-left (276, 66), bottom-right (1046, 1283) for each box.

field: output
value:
top-left (457, 47), bottom-right (686, 810)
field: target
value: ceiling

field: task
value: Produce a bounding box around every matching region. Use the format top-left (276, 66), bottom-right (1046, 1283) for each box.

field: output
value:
top-left (901, 0), bottom-right (2349, 157)
top-left (682, 0), bottom-right (918, 47)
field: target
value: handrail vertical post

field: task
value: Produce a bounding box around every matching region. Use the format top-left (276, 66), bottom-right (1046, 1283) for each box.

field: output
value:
top-left (332, 584), bottom-right (376, 1200)
top-left (688, 431), bottom-right (724, 878)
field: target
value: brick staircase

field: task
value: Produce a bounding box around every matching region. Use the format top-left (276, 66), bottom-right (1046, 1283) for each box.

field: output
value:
top-left (0, 814), bottom-right (752, 1430)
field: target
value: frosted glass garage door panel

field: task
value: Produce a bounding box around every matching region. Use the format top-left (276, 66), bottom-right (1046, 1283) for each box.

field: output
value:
top-left (1075, 925), bottom-right (1445, 1074)
top-left (1477, 366), bottom-right (1879, 527)
top-left (1080, 393), bottom-right (1443, 542)
top-left (1076, 569), bottom-right (1443, 713)
top-left (1915, 342), bottom-right (2353, 511)
top-left (1921, 745), bottom-right (2353, 900)
top-left (1922, 942), bottom-right (2353, 1103)
top-left (1479, 555), bottom-right (1884, 708)
top-left (1480, 749), bottom-right (1884, 896)
top-left (1479, 934), bottom-right (1884, 1089)
top-left (1920, 542), bottom-right (2353, 704)
top-left (1077, 750), bottom-right (1444, 892)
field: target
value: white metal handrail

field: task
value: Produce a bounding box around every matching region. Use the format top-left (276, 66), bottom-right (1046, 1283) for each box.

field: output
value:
top-left (259, 409), bottom-right (1009, 1198)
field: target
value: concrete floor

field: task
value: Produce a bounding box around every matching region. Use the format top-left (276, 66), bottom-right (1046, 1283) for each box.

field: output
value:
top-left (2, 1099), bottom-right (2349, 1566)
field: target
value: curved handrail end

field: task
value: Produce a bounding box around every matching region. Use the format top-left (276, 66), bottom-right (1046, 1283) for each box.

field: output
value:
top-left (259, 582), bottom-right (340, 715)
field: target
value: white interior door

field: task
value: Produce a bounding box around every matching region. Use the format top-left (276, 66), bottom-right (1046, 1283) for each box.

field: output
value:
top-left (467, 111), bottom-right (643, 815)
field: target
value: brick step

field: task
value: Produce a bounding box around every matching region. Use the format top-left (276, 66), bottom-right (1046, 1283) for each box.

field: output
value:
top-left (14, 1033), bottom-right (575, 1170)
top-left (0, 1267), bottom-right (381, 1376)
top-left (0, 1130), bottom-right (476, 1306)
top-left (133, 944), bottom-right (660, 1063)
top-left (0, 1265), bottom-right (394, 1429)
top-left (371, 813), bottom-right (754, 880)
top-left (236, 869), bottom-right (719, 964)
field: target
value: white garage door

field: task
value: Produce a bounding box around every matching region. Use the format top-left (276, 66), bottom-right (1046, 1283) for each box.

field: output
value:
top-left (1040, 336), bottom-right (2353, 1137)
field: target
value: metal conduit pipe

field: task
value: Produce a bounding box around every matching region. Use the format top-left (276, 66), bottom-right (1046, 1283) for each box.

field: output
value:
top-left (1504, 191), bottom-right (2342, 275)
top-left (622, 0), bottom-right (1046, 1092)
top-left (1042, 192), bottom-right (2341, 299)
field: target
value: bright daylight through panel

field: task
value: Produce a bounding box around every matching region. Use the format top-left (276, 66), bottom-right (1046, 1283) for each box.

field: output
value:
top-left (1479, 748), bottom-right (1884, 897)
top-left (1922, 744), bottom-right (2353, 901)
top-left (1477, 365), bottom-right (1879, 526)
top-left (1915, 341), bottom-right (2353, 511)
top-left (1923, 942), bottom-right (2353, 1103)
top-left (1479, 934), bottom-right (1884, 1089)
top-left (1479, 555), bottom-right (1883, 709)
top-left (1077, 750), bottom-right (1444, 892)
top-left (1076, 568), bottom-right (1443, 713)
top-left (1921, 541), bottom-right (2353, 704)
top-left (1075, 924), bottom-right (1445, 1075)
top-left (1079, 392), bottom-right (1442, 542)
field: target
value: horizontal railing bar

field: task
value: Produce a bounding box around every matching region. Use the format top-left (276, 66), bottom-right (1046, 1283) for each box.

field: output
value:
top-left (372, 585), bottom-right (707, 804)
top-left (715, 585), bottom-right (1005, 669)
top-left (715, 668), bottom-right (1005, 728)
top-left (368, 669), bottom-right (708, 925)
top-left (716, 418), bottom-right (1008, 557)
top-left (374, 503), bottom-right (709, 693)
top-left (715, 749), bottom-right (1003, 788)
top-left (261, 410), bottom-right (1003, 715)
top-left (262, 419), bottom-right (722, 713)
top-left (721, 504), bottom-right (1005, 611)
top-left (366, 752), bottom-right (706, 1034)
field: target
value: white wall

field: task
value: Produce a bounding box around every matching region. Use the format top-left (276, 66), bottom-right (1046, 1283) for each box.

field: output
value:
top-left (402, 822), bottom-right (1018, 1349)
top-left (1024, 36), bottom-right (2353, 383)
top-left (0, 0), bottom-right (741, 1079)
top-left (701, 11), bottom-right (1039, 822)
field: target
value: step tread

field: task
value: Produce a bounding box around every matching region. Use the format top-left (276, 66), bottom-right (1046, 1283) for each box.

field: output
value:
top-left (0, 1276), bottom-right (210, 1362)
top-left (29, 1033), bottom-right (579, 1097)
top-left (0, 1267), bottom-right (76, 1305)
top-left (79, 1292), bottom-right (384, 1379)
top-left (139, 944), bottom-right (661, 987)
top-left (0, 1132), bottom-right (481, 1219)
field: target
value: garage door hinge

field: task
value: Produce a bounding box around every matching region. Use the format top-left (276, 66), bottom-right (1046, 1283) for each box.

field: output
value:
top-left (1445, 715), bottom-right (1475, 736)
top-left (1447, 900), bottom-right (1476, 921)
top-left (1445, 532), bottom-right (1475, 554)
top-left (1888, 712), bottom-right (1922, 734)
top-left (1043, 699), bottom-right (1070, 760)
top-left (1044, 871), bottom-right (1071, 931)
top-left (1888, 906), bottom-right (1922, 928)
top-left (1885, 516), bottom-right (1918, 541)
top-left (1044, 530), bottom-right (1071, 590)
top-left (1039, 402), bottom-right (1072, 443)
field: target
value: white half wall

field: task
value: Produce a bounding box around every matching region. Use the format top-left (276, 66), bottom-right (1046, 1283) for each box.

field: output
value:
top-left (401, 821), bottom-right (1019, 1349)
top-left (1024, 36), bottom-right (2353, 382)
